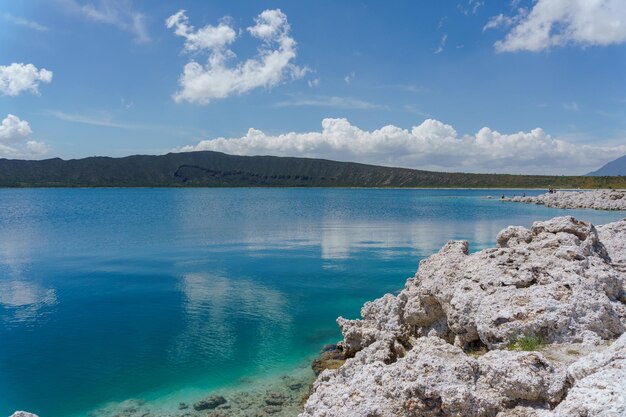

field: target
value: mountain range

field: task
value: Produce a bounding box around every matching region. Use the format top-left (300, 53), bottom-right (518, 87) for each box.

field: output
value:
top-left (1, 151), bottom-right (625, 188)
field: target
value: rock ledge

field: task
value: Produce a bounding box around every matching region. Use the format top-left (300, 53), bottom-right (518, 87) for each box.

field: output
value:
top-left (300, 216), bottom-right (626, 417)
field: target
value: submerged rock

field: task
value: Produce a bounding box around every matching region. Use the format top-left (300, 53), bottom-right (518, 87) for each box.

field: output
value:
top-left (300, 216), bottom-right (626, 417)
top-left (311, 344), bottom-right (346, 375)
top-left (505, 190), bottom-right (626, 211)
top-left (10, 412), bottom-right (39, 417)
top-left (193, 395), bottom-right (227, 411)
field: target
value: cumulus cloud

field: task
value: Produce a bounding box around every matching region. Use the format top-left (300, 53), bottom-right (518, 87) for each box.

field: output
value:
top-left (0, 114), bottom-right (49, 158)
top-left (490, 0), bottom-right (626, 52)
top-left (60, 0), bottom-right (150, 43)
top-left (167, 9), bottom-right (307, 104)
top-left (0, 63), bottom-right (53, 96)
top-left (178, 118), bottom-right (626, 175)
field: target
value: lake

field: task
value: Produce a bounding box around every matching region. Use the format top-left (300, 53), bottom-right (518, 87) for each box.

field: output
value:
top-left (1, 188), bottom-right (623, 417)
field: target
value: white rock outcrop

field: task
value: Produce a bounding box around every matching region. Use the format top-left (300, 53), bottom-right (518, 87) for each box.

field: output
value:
top-left (10, 412), bottom-right (39, 417)
top-left (300, 216), bottom-right (626, 417)
top-left (506, 190), bottom-right (626, 210)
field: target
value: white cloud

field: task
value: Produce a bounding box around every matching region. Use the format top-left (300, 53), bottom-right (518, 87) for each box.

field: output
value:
top-left (344, 72), bottom-right (355, 84)
top-left (459, 0), bottom-right (485, 16)
top-left (483, 13), bottom-right (519, 31)
top-left (60, 0), bottom-right (150, 43)
top-left (434, 33), bottom-right (448, 54)
top-left (563, 101), bottom-right (580, 112)
top-left (274, 95), bottom-right (388, 110)
top-left (167, 9), bottom-right (307, 104)
top-left (403, 105), bottom-right (431, 117)
top-left (165, 10), bottom-right (236, 52)
top-left (0, 63), bottom-right (53, 96)
top-left (48, 110), bottom-right (132, 128)
top-left (491, 0), bottom-right (626, 52)
top-left (308, 78), bottom-right (320, 88)
top-left (178, 118), bottom-right (626, 175)
top-left (0, 114), bottom-right (48, 158)
top-left (0, 12), bottom-right (48, 31)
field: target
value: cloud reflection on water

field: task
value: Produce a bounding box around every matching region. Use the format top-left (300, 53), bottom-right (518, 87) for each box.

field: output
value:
top-left (169, 273), bottom-right (291, 368)
top-left (0, 224), bottom-right (57, 324)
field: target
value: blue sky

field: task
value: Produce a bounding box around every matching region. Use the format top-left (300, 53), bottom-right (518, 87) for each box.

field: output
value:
top-left (1, 0), bottom-right (625, 174)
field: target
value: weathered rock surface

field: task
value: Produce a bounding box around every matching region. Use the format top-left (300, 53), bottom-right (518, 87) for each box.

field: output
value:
top-left (506, 189), bottom-right (626, 210)
top-left (545, 332), bottom-right (626, 417)
top-left (10, 412), bottom-right (39, 417)
top-left (300, 216), bottom-right (626, 417)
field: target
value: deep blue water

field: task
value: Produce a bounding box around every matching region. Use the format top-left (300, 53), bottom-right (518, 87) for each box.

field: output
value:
top-left (0, 188), bottom-right (623, 417)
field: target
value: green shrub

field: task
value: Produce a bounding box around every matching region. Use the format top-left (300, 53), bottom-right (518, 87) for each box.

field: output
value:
top-left (507, 335), bottom-right (544, 351)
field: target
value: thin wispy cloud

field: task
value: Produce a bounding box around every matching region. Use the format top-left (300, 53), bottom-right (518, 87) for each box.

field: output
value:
top-left (0, 12), bottom-right (48, 31)
top-left (459, 0), bottom-right (484, 16)
top-left (47, 110), bottom-right (206, 137)
top-left (403, 105), bottom-right (431, 118)
top-left (434, 33), bottom-right (447, 54)
top-left (48, 110), bottom-right (138, 129)
top-left (375, 84), bottom-right (426, 94)
top-left (274, 96), bottom-right (388, 110)
top-left (308, 78), bottom-right (320, 88)
top-left (563, 101), bottom-right (580, 112)
top-left (59, 0), bottom-right (150, 43)
top-left (344, 72), bottom-right (355, 84)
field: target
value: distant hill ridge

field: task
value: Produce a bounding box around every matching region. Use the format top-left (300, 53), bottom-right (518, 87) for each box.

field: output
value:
top-left (1, 151), bottom-right (625, 188)
top-left (587, 154), bottom-right (626, 176)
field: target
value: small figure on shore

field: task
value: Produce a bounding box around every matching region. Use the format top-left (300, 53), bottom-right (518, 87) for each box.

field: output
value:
top-left (501, 194), bottom-right (505, 199)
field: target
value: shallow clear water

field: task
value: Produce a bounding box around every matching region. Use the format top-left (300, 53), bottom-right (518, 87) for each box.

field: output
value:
top-left (0, 188), bottom-right (623, 417)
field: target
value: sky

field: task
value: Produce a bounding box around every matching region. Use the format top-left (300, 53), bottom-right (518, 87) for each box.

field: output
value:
top-left (1, 0), bottom-right (625, 175)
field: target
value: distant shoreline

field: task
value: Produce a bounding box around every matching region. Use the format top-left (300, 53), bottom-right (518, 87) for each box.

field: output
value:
top-left (0, 186), bottom-right (624, 190)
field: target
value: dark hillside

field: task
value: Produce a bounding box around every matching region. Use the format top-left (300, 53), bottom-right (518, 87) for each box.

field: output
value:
top-left (1, 151), bottom-right (625, 188)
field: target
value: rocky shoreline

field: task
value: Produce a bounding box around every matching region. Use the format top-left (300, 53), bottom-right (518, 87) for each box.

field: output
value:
top-left (300, 216), bottom-right (626, 416)
top-left (10, 366), bottom-right (316, 417)
top-left (504, 189), bottom-right (626, 210)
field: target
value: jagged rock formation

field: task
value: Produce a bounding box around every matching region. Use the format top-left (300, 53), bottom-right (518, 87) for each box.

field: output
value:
top-left (10, 412), bottom-right (38, 417)
top-left (506, 190), bottom-right (626, 210)
top-left (300, 216), bottom-right (626, 417)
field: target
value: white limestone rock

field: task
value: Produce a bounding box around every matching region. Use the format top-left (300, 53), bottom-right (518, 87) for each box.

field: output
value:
top-left (10, 412), bottom-right (39, 417)
top-left (301, 216), bottom-right (626, 417)
top-left (506, 190), bottom-right (626, 211)
top-left (301, 337), bottom-right (568, 417)
top-left (598, 219), bottom-right (626, 273)
top-left (548, 332), bottom-right (626, 417)
top-left (338, 216), bottom-right (625, 354)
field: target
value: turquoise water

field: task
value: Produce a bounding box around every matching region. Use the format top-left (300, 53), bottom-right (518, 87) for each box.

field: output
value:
top-left (0, 188), bottom-right (624, 417)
